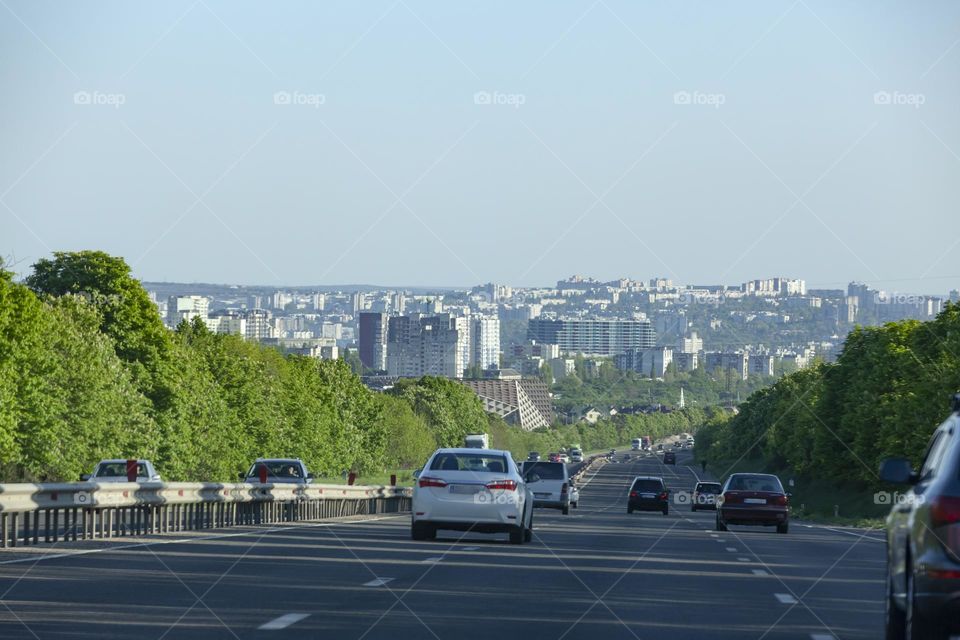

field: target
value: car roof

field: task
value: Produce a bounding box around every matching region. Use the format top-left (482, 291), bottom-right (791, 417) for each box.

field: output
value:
top-left (697, 481), bottom-right (721, 486)
top-left (97, 459), bottom-right (150, 464)
top-left (252, 458), bottom-right (305, 465)
top-left (631, 475), bottom-right (664, 482)
top-left (728, 472), bottom-right (779, 479)
top-left (432, 448), bottom-right (510, 456)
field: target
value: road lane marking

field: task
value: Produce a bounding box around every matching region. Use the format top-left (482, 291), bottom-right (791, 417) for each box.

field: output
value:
top-left (809, 635), bottom-right (835, 640)
top-left (462, 546), bottom-right (479, 551)
top-left (801, 523), bottom-right (884, 542)
top-left (259, 613), bottom-right (310, 630)
top-left (364, 578), bottom-right (394, 587)
top-left (774, 593), bottom-right (798, 604)
top-left (725, 547), bottom-right (738, 552)
top-left (710, 534), bottom-right (719, 537)
top-left (421, 557), bottom-right (442, 563)
top-left (737, 557), bottom-right (750, 562)
top-left (752, 569), bottom-right (769, 576)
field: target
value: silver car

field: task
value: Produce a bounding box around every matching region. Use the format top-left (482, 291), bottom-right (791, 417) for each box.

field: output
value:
top-left (81, 459), bottom-right (161, 483)
top-left (240, 458), bottom-right (314, 483)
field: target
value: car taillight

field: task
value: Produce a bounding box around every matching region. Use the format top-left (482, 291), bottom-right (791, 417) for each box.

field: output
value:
top-left (658, 492), bottom-right (667, 500)
top-left (722, 492), bottom-right (740, 504)
top-left (930, 496), bottom-right (960, 527)
top-left (629, 491), bottom-right (638, 497)
top-left (485, 479), bottom-right (517, 491)
top-left (418, 476), bottom-right (448, 488)
top-left (772, 494), bottom-right (788, 506)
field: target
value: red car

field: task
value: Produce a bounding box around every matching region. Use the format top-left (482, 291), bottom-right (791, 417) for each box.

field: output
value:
top-left (548, 453), bottom-right (561, 463)
top-left (716, 473), bottom-right (790, 534)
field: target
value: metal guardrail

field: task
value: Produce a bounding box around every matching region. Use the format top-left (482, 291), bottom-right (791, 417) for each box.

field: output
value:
top-left (0, 481), bottom-right (412, 548)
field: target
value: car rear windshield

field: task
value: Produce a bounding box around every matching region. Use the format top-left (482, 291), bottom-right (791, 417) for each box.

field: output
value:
top-left (248, 461), bottom-right (303, 478)
top-left (96, 462), bottom-right (147, 478)
top-left (632, 479), bottom-right (664, 491)
top-left (726, 475), bottom-right (784, 492)
top-left (523, 462), bottom-right (566, 479)
top-left (696, 483), bottom-right (721, 493)
top-left (430, 453), bottom-right (509, 473)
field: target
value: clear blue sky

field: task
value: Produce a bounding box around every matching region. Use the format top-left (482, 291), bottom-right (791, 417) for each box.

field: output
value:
top-left (2, 1), bottom-right (958, 294)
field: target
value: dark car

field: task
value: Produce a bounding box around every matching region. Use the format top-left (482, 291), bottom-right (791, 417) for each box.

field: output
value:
top-left (692, 481), bottom-right (722, 511)
top-left (716, 473), bottom-right (789, 533)
top-left (527, 452), bottom-right (541, 462)
top-left (663, 451), bottom-right (676, 465)
top-left (627, 476), bottom-right (669, 515)
top-left (881, 394), bottom-right (960, 640)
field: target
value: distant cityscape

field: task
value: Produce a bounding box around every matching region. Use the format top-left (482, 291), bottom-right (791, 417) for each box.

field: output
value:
top-left (149, 275), bottom-right (959, 430)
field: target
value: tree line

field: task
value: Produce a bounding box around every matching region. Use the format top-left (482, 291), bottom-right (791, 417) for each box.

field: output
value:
top-left (0, 251), bottom-right (698, 483)
top-left (694, 302), bottom-right (960, 489)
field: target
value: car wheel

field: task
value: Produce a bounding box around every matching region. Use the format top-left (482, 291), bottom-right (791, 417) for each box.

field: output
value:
top-left (509, 524), bottom-right (524, 545)
top-left (885, 565), bottom-right (906, 640)
top-left (662, 507), bottom-right (668, 516)
top-left (572, 501), bottom-right (578, 509)
top-left (777, 522), bottom-right (789, 534)
top-left (906, 562), bottom-right (946, 639)
top-left (627, 506), bottom-right (634, 514)
top-left (562, 505), bottom-right (570, 515)
top-left (691, 504), bottom-right (697, 512)
top-left (411, 522), bottom-right (430, 541)
top-left (716, 515), bottom-right (727, 532)
top-left (524, 511), bottom-right (533, 543)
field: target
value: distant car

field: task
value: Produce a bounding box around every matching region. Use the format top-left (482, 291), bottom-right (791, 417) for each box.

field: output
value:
top-left (412, 448), bottom-right (533, 544)
top-left (716, 473), bottom-right (789, 534)
top-left (568, 478), bottom-right (580, 508)
top-left (522, 461), bottom-right (573, 515)
top-left (527, 452), bottom-right (541, 462)
top-left (558, 453), bottom-right (570, 464)
top-left (663, 451), bottom-right (676, 465)
top-left (657, 444), bottom-right (664, 451)
top-left (627, 476), bottom-right (669, 515)
top-left (81, 459), bottom-right (161, 483)
top-left (880, 394), bottom-right (960, 639)
top-left (569, 449), bottom-right (583, 463)
top-left (548, 453), bottom-right (561, 463)
top-left (691, 481), bottom-right (722, 511)
top-left (240, 458), bottom-right (313, 483)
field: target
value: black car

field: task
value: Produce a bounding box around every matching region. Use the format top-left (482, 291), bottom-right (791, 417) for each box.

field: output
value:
top-left (527, 451), bottom-right (541, 462)
top-left (881, 394), bottom-right (960, 639)
top-left (627, 476), bottom-right (669, 515)
top-left (663, 451), bottom-right (676, 465)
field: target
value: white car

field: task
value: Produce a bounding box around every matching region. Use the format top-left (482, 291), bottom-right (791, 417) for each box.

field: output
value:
top-left (412, 448), bottom-right (534, 544)
top-left (81, 459), bottom-right (161, 483)
top-left (558, 453), bottom-right (571, 464)
top-left (569, 449), bottom-right (584, 463)
top-left (521, 461), bottom-right (574, 515)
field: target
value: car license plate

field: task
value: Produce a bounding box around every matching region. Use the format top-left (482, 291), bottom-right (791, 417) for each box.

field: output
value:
top-left (744, 498), bottom-right (766, 504)
top-left (449, 485), bottom-right (481, 494)
top-left (534, 492), bottom-right (551, 498)
top-left (640, 493), bottom-right (655, 499)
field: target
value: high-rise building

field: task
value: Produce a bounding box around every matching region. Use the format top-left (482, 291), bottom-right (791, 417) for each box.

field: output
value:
top-left (741, 278), bottom-right (806, 296)
top-left (527, 318), bottom-right (655, 355)
top-left (358, 312), bottom-right (388, 372)
top-left (386, 314), bottom-right (465, 378)
top-left (614, 347), bottom-right (673, 377)
top-left (244, 309), bottom-right (274, 341)
top-left (704, 352), bottom-right (748, 380)
top-left (165, 295), bottom-right (209, 328)
top-left (678, 331), bottom-right (703, 354)
top-left (749, 353), bottom-right (775, 377)
top-left (472, 316), bottom-right (501, 370)
top-left (205, 310), bottom-right (246, 336)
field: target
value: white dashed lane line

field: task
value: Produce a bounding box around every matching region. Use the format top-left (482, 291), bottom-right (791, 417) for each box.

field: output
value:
top-left (421, 557), bottom-right (442, 563)
top-left (725, 547), bottom-right (738, 552)
top-left (751, 569), bottom-right (769, 576)
top-left (774, 593), bottom-right (798, 604)
top-left (363, 578), bottom-right (394, 587)
top-left (259, 613), bottom-right (310, 630)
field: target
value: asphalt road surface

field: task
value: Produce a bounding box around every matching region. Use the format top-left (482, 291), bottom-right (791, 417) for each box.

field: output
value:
top-left (0, 449), bottom-right (886, 639)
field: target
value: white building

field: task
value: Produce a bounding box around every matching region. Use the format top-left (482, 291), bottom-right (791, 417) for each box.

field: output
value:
top-left (472, 316), bottom-right (501, 370)
top-left (165, 295), bottom-right (209, 328)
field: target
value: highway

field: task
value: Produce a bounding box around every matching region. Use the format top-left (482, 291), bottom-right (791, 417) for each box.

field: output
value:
top-left (0, 449), bottom-right (885, 639)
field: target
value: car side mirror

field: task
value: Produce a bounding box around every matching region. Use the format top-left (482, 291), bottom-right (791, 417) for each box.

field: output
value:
top-left (238, 472), bottom-right (245, 481)
top-left (786, 492), bottom-right (793, 498)
top-left (80, 474), bottom-right (91, 481)
top-left (879, 457), bottom-right (916, 485)
top-left (307, 473), bottom-right (314, 479)
top-left (412, 469), bottom-right (421, 480)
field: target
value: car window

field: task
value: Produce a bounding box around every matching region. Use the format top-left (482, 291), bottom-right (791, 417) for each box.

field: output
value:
top-left (696, 484), bottom-right (721, 493)
top-left (919, 429), bottom-right (952, 481)
top-left (248, 462), bottom-right (303, 478)
top-left (96, 462), bottom-right (147, 477)
top-left (726, 475), bottom-right (783, 492)
top-left (632, 479), bottom-right (664, 491)
top-left (523, 462), bottom-right (566, 479)
top-left (431, 453), bottom-right (508, 473)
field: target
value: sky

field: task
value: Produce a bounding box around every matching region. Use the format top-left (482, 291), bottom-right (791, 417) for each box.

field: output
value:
top-left (1, 1), bottom-right (959, 294)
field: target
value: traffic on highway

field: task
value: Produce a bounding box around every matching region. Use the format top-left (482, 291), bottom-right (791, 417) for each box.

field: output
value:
top-left (0, 437), bottom-right (894, 640)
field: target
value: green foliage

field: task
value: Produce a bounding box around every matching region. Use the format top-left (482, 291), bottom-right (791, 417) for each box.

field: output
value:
top-left (696, 303), bottom-right (960, 496)
top-left (390, 376), bottom-right (489, 447)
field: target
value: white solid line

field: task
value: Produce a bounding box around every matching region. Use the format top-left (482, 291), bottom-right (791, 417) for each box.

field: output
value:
top-left (775, 593), bottom-right (798, 604)
top-left (725, 547), bottom-right (738, 552)
top-left (363, 577), bottom-right (394, 587)
top-left (462, 546), bottom-right (479, 551)
top-left (0, 515), bottom-right (404, 566)
top-left (259, 613), bottom-right (310, 630)
top-left (710, 534), bottom-right (719, 538)
top-left (802, 523), bottom-right (884, 542)
top-left (752, 569), bottom-right (769, 576)
top-left (810, 635), bottom-right (835, 640)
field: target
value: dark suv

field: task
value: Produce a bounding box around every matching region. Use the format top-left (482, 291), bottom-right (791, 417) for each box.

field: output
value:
top-left (627, 476), bottom-right (669, 515)
top-left (881, 394), bottom-right (960, 640)
top-left (663, 451), bottom-right (676, 465)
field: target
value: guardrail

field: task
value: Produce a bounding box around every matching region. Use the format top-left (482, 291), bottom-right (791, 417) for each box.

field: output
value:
top-left (0, 481), bottom-right (411, 548)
